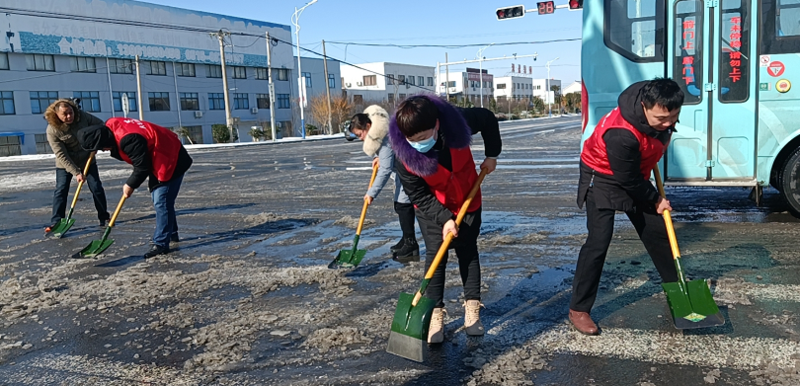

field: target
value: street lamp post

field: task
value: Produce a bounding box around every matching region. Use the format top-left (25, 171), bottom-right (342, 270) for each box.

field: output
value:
top-left (477, 43), bottom-right (494, 108)
top-left (546, 57), bottom-right (559, 118)
top-left (291, 0), bottom-right (318, 139)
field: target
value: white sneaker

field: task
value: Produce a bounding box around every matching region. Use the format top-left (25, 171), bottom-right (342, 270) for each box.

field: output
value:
top-left (464, 300), bottom-right (485, 336)
top-left (427, 308), bottom-right (446, 344)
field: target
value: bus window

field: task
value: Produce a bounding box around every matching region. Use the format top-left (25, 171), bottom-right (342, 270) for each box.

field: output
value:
top-left (673, 0), bottom-right (704, 104)
top-left (604, 0), bottom-right (665, 62)
top-left (718, 0), bottom-right (750, 103)
top-left (761, 0), bottom-right (800, 53)
top-left (778, 0), bottom-right (800, 36)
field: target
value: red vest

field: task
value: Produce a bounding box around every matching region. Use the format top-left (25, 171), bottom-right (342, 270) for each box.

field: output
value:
top-left (106, 118), bottom-right (181, 182)
top-left (581, 107), bottom-right (666, 179)
top-left (411, 147), bottom-right (482, 215)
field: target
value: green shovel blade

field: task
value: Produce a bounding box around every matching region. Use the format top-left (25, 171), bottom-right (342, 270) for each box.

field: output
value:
top-left (77, 238), bottom-right (115, 259)
top-left (663, 279), bottom-right (724, 329)
top-left (50, 218), bottom-right (76, 239)
top-left (331, 249), bottom-right (367, 268)
top-left (386, 292), bottom-right (437, 362)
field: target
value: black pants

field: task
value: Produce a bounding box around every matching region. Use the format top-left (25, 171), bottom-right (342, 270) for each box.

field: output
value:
top-left (417, 207), bottom-right (482, 309)
top-left (394, 202), bottom-right (417, 240)
top-left (570, 188), bottom-right (678, 313)
top-left (51, 163), bottom-right (109, 224)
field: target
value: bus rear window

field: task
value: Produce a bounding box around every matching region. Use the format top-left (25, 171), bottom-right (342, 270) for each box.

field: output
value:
top-left (605, 0), bottom-right (665, 62)
top-left (762, 0), bottom-right (800, 53)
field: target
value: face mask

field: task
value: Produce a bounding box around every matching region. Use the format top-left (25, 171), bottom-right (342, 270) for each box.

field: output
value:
top-left (407, 129), bottom-right (437, 153)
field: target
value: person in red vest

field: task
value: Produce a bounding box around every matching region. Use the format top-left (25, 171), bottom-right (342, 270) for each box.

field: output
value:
top-left (570, 78), bottom-right (684, 335)
top-left (390, 95), bottom-right (501, 344)
top-left (76, 118), bottom-right (193, 259)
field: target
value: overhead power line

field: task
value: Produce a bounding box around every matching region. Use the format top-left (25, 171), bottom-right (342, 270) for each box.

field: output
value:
top-left (325, 39), bottom-right (581, 49)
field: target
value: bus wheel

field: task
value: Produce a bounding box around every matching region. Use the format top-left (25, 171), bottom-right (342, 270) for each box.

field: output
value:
top-left (779, 147), bottom-right (800, 217)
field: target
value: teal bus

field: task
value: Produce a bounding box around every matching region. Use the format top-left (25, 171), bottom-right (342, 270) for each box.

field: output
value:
top-left (577, 0), bottom-right (800, 215)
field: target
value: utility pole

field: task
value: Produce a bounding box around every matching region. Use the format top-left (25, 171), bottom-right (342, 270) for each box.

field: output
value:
top-left (134, 55), bottom-right (144, 120)
top-left (266, 32), bottom-right (277, 142)
top-left (212, 30), bottom-right (234, 142)
top-left (172, 61), bottom-right (183, 133)
top-left (445, 52), bottom-right (450, 102)
top-left (322, 39), bottom-right (333, 134)
top-left (546, 57), bottom-right (559, 118)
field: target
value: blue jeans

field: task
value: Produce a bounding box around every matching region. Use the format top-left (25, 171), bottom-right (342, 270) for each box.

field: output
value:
top-left (51, 163), bottom-right (109, 224)
top-left (150, 173), bottom-right (184, 248)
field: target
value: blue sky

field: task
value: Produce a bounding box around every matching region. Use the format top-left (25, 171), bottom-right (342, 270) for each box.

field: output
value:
top-left (146, 0), bottom-right (583, 83)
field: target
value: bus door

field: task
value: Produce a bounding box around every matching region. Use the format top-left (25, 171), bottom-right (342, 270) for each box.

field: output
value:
top-left (666, 0), bottom-right (757, 180)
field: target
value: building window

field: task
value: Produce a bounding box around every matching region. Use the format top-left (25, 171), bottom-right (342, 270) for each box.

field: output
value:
top-left (353, 95), bottom-right (363, 104)
top-left (207, 65), bottom-right (222, 78)
top-left (208, 93), bottom-right (225, 110)
top-left (148, 92), bottom-right (170, 111)
top-left (175, 63), bottom-right (196, 77)
top-left (30, 91), bottom-right (58, 114)
top-left (113, 92), bottom-right (137, 112)
top-left (256, 68), bottom-right (268, 80)
top-left (277, 94), bottom-right (290, 109)
top-left (0, 53), bottom-right (8, 70)
top-left (277, 68), bottom-right (289, 81)
top-left (109, 58), bottom-right (133, 74)
top-left (25, 54), bottom-right (55, 71)
top-left (398, 75), bottom-right (405, 84)
top-left (0, 91), bottom-right (14, 115)
top-left (183, 126), bottom-right (204, 144)
top-left (427, 77), bottom-right (434, 87)
top-left (233, 66), bottom-right (246, 79)
top-left (301, 72), bottom-right (312, 87)
top-left (233, 93), bottom-right (249, 109)
top-left (497, 83), bottom-right (507, 89)
top-left (418, 76), bottom-right (424, 87)
top-left (180, 92), bottom-right (199, 110)
top-left (328, 73), bottom-right (336, 89)
top-left (256, 93), bottom-right (270, 109)
top-left (0, 135), bottom-right (22, 156)
top-left (398, 94), bottom-right (406, 101)
top-left (408, 76), bottom-right (415, 86)
top-left (147, 61), bottom-right (167, 75)
top-left (71, 57), bottom-right (96, 73)
top-left (35, 134), bottom-right (53, 154)
top-left (363, 75), bottom-right (377, 86)
top-left (73, 91), bottom-right (101, 112)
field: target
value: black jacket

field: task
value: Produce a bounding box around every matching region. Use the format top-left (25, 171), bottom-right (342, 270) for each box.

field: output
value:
top-left (396, 107), bottom-right (502, 225)
top-left (577, 81), bottom-right (674, 212)
top-left (111, 134), bottom-right (193, 192)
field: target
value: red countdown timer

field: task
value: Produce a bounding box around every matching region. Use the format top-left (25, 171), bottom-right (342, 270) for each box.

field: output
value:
top-left (537, 1), bottom-right (555, 14)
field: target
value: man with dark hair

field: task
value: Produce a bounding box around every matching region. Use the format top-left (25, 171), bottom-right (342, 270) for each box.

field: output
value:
top-left (76, 118), bottom-right (192, 259)
top-left (390, 95), bottom-right (501, 344)
top-left (348, 105), bottom-right (420, 260)
top-left (570, 78), bottom-right (684, 335)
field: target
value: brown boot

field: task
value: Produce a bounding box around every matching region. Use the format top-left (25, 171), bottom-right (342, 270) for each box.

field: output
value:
top-left (569, 309), bottom-right (599, 335)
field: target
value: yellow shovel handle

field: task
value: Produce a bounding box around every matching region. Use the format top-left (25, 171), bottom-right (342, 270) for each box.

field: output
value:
top-left (422, 169), bottom-right (488, 281)
top-left (653, 167), bottom-right (682, 261)
top-left (355, 163), bottom-right (380, 235)
top-left (108, 194), bottom-right (127, 228)
top-left (69, 152), bottom-right (96, 209)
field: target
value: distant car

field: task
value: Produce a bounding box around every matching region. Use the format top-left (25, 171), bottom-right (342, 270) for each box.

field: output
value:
top-left (342, 121), bottom-right (358, 141)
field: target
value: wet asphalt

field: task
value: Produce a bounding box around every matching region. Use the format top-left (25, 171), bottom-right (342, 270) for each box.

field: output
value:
top-left (0, 115), bottom-right (799, 385)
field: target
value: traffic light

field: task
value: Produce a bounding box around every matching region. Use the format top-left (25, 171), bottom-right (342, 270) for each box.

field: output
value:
top-left (496, 5), bottom-right (525, 20)
top-left (568, 0), bottom-right (584, 10)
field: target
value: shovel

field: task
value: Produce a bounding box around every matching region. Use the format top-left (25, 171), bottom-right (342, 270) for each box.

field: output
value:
top-left (328, 163), bottom-right (380, 269)
top-left (386, 168), bottom-right (487, 362)
top-left (49, 152), bottom-right (96, 238)
top-left (73, 194), bottom-right (127, 259)
top-left (654, 167), bottom-right (725, 329)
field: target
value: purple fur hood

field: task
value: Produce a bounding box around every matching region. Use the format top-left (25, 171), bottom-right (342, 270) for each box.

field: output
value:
top-left (389, 94), bottom-right (472, 177)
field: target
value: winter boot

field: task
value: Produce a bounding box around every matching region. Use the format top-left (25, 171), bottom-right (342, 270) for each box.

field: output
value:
top-left (389, 238), bottom-right (405, 253)
top-left (428, 308), bottom-right (446, 344)
top-left (393, 238), bottom-right (420, 261)
top-left (464, 300), bottom-right (485, 336)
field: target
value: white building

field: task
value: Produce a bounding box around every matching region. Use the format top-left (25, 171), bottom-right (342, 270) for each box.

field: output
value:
top-left (533, 78), bottom-right (562, 104)
top-left (0, 0), bottom-right (297, 155)
top-left (436, 69), bottom-right (494, 106)
top-left (563, 81), bottom-right (582, 95)
top-left (341, 62), bottom-right (435, 107)
top-left (493, 76), bottom-right (534, 102)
